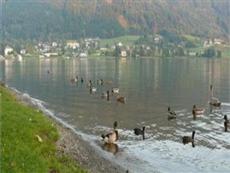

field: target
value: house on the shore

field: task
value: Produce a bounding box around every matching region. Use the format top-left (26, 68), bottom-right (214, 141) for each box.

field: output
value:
top-left (44, 52), bottom-right (58, 57)
top-left (79, 52), bottom-right (87, 58)
top-left (52, 42), bottom-right (58, 47)
top-left (4, 46), bottom-right (14, 56)
top-left (20, 49), bottom-right (26, 55)
top-left (66, 40), bottom-right (80, 49)
top-left (121, 50), bottom-right (127, 57)
top-left (214, 38), bottom-right (225, 45)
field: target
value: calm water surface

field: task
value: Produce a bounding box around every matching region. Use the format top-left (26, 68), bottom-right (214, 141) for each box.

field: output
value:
top-left (1, 57), bottom-right (230, 172)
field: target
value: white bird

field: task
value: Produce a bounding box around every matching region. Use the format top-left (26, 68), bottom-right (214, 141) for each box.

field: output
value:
top-left (112, 88), bottom-right (119, 94)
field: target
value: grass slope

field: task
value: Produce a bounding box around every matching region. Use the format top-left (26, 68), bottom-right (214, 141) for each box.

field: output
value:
top-left (0, 86), bottom-right (87, 173)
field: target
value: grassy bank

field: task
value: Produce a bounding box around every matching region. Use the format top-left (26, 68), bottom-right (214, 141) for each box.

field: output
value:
top-left (0, 86), bottom-right (87, 173)
top-left (100, 35), bottom-right (140, 47)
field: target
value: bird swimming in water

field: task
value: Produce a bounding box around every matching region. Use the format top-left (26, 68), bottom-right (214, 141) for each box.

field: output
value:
top-left (168, 106), bottom-right (176, 120)
top-left (224, 115), bottom-right (230, 132)
top-left (182, 131), bottom-right (195, 147)
top-left (133, 126), bottom-right (145, 140)
top-left (101, 121), bottom-right (119, 144)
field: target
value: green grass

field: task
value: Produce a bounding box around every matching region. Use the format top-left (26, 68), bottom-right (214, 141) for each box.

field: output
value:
top-left (0, 86), bottom-right (87, 173)
top-left (100, 35), bottom-right (140, 47)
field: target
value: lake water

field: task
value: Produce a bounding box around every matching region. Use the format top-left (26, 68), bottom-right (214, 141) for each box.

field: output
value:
top-left (1, 57), bottom-right (230, 173)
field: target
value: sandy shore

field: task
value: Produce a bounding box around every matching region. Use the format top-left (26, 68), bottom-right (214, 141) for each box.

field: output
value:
top-left (9, 86), bottom-right (127, 173)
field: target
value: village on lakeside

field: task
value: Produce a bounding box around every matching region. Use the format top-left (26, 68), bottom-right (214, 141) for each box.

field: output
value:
top-left (1, 34), bottom-right (229, 61)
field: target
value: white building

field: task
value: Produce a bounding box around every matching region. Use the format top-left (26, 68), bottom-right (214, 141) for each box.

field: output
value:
top-left (214, 38), bottom-right (224, 45)
top-left (121, 50), bottom-right (127, 57)
top-left (4, 46), bottom-right (14, 56)
top-left (51, 42), bottom-right (58, 47)
top-left (66, 40), bottom-right (80, 49)
top-left (79, 53), bottom-right (87, 58)
top-left (20, 49), bottom-right (26, 55)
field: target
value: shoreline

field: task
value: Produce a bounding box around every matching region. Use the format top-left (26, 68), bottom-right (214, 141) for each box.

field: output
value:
top-left (7, 85), bottom-right (127, 173)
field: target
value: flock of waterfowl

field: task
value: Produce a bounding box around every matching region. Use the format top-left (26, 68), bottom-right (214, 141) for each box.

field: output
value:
top-left (69, 75), bottom-right (229, 149)
top-left (70, 75), bottom-right (126, 104)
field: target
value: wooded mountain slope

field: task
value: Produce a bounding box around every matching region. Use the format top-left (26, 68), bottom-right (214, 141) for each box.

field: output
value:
top-left (1, 0), bottom-right (229, 40)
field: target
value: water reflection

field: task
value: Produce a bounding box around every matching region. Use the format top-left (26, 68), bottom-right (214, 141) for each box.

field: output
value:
top-left (1, 57), bottom-right (230, 148)
top-left (101, 143), bottom-right (119, 155)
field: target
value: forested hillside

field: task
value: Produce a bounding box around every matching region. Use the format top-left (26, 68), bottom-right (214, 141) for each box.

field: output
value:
top-left (1, 0), bottom-right (229, 41)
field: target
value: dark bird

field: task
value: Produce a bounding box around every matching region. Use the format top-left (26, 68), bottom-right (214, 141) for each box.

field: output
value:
top-left (134, 126), bottom-right (145, 140)
top-left (224, 115), bottom-right (230, 132)
top-left (168, 106), bottom-right (176, 120)
top-left (80, 77), bottom-right (84, 83)
top-left (182, 131), bottom-right (195, 147)
top-left (117, 96), bottom-right (126, 104)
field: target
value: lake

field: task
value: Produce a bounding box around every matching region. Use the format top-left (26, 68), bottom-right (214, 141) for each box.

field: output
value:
top-left (1, 57), bottom-right (230, 173)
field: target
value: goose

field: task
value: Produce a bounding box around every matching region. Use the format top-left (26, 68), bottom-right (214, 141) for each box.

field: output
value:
top-left (101, 121), bottom-right (118, 144)
top-left (87, 80), bottom-right (92, 87)
top-left (133, 126), bottom-right (145, 140)
top-left (91, 87), bottom-right (97, 92)
top-left (99, 79), bottom-right (104, 85)
top-left (224, 115), bottom-right (230, 132)
top-left (168, 106), bottom-right (176, 120)
top-left (80, 77), bottom-right (84, 83)
top-left (209, 85), bottom-right (221, 107)
top-left (97, 79), bottom-right (102, 85)
top-left (192, 105), bottom-right (205, 120)
top-left (101, 90), bottom-right (110, 100)
top-left (182, 131), bottom-right (195, 147)
top-left (112, 88), bottom-right (119, 94)
top-left (89, 86), bottom-right (97, 93)
top-left (70, 76), bottom-right (78, 83)
top-left (117, 96), bottom-right (126, 104)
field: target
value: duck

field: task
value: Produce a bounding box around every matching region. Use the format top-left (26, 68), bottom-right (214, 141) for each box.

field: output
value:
top-left (87, 80), bottom-right (92, 87)
top-left (182, 131), bottom-right (195, 147)
top-left (80, 77), bottom-right (84, 83)
top-left (70, 76), bottom-right (78, 83)
top-left (99, 79), bottom-right (104, 85)
top-left (209, 85), bottom-right (221, 107)
top-left (192, 105), bottom-right (205, 120)
top-left (101, 90), bottom-right (110, 100)
top-left (91, 87), bottom-right (97, 92)
top-left (133, 126), bottom-right (145, 140)
top-left (168, 106), bottom-right (176, 120)
top-left (117, 96), bottom-right (126, 104)
top-left (112, 88), bottom-right (119, 94)
top-left (224, 115), bottom-right (230, 132)
top-left (89, 86), bottom-right (97, 93)
top-left (101, 121), bottom-right (118, 144)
